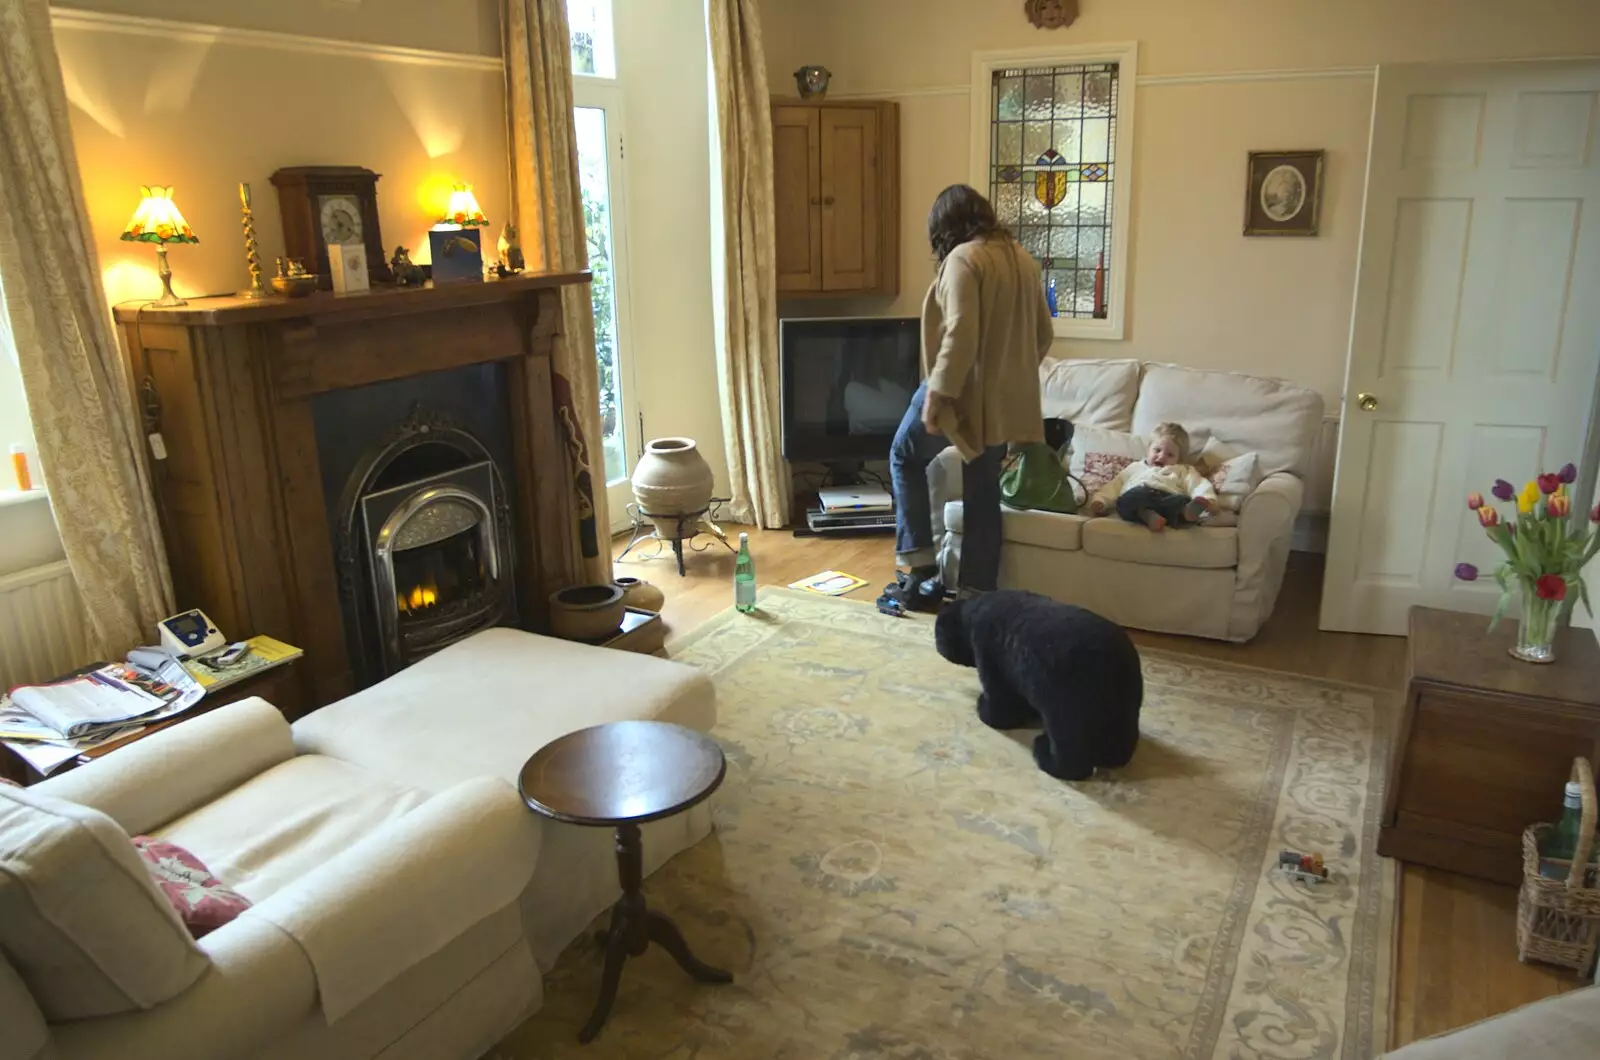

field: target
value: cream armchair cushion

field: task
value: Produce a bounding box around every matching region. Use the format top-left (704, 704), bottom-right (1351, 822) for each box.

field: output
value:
top-left (0, 784), bottom-right (208, 1020)
top-left (1132, 362), bottom-right (1324, 478)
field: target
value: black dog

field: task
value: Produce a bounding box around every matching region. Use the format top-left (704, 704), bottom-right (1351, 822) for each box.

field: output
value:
top-left (934, 590), bottom-right (1143, 780)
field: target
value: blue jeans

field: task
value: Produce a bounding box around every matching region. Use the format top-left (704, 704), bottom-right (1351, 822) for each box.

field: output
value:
top-left (890, 383), bottom-right (1006, 591)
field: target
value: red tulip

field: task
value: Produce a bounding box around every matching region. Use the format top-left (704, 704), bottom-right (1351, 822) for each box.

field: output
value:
top-left (1536, 574), bottom-right (1567, 602)
top-left (1477, 506), bottom-right (1499, 527)
top-left (1538, 473), bottom-right (1562, 495)
top-left (1467, 492), bottom-right (1484, 510)
top-left (1549, 494), bottom-right (1571, 518)
top-left (1592, 501), bottom-right (1600, 523)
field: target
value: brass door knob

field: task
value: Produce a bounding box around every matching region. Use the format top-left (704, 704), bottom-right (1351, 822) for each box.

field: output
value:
top-left (1357, 392), bottom-right (1379, 411)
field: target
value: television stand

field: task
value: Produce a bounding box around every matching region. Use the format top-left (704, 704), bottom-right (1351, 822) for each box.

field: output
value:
top-left (818, 460), bottom-right (872, 487)
top-left (795, 505), bottom-right (897, 538)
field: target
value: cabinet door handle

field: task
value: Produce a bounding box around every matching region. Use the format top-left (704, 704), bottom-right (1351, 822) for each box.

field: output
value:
top-left (823, 196), bottom-right (836, 206)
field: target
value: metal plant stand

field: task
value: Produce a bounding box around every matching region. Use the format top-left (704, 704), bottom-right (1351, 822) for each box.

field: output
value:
top-left (616, 499), bottom-right (736, 576)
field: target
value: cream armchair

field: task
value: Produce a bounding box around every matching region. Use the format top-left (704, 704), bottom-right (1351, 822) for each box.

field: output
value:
top-left (0, 698), bottom-right (543, 1060)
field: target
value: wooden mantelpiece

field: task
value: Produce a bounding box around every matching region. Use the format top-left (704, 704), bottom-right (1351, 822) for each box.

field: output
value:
top-left (115, 271), bottom-right (591, 713)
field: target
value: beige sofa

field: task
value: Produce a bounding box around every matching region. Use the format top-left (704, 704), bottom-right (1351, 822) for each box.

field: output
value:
top-left (1382, 986), bottom-right (1598, 1057)
top-left (1, 627), bottom-right (715, 1060)
top-left (936, 358), bottom-right (1324, 642)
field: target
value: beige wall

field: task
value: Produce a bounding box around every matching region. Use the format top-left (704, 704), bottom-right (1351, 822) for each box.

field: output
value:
top-left (756, 0), bottom-right (1600, 410)
top-left (613, 0), bottom-right (728, 494)
top-left (50, 0), bottom-right (729, 517)
top-left (57, 14), bottom-right (509, 305)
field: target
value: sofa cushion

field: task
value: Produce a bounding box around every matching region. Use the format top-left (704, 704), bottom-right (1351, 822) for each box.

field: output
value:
top-left (1039, 357), bottom-right (1141, 429)
top-left (948, 502), bottom-right (1085, 551)
top-left (1382, 986), bottom-right (1600, 1057)
top-left (0, 782), bottom-right (208, 1020)
top-left (1198, 438), bottom-right (1265, 512)
top-left (132, 836), bottom-right (253, 938)
top-left (1081, 518), bottom-right (1239, 569)
top-left (1131, 363), bottom-right (1324, 478)
top-left (1067, 425), bottom-right (1149, 491)
top-left (156, 754), bottom-right (429, 904)
top-left (292, 627), bottom-right (718, 795)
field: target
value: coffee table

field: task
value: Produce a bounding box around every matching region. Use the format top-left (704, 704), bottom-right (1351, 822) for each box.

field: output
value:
top-left (518, 720), bottom-right (732, 1043)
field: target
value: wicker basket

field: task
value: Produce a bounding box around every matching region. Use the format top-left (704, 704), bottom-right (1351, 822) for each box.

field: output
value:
top-left (1517, 757), bottom-right (1600, 976)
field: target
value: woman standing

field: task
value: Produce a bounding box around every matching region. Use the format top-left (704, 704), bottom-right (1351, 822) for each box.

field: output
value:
top-left (884, 185), bottom-right (1056, 609)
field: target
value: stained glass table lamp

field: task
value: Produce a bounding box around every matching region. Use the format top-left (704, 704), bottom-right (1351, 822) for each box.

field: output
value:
top-left (121, 185), bottom-right (199, 306)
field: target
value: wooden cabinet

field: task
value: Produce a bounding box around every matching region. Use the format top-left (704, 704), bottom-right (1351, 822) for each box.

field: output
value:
top-left (772, 100), bottom-right (899, 297)
top-left (1378, 607), bottom-right (1600, 884)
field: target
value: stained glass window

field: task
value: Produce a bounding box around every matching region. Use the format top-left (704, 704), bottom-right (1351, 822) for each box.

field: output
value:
top-left (989, 62), bottom-right (1119, 320)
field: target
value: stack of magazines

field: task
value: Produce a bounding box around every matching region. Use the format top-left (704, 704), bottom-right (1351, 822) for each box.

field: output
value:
top-left (1, 652), bottom-right (205, 776)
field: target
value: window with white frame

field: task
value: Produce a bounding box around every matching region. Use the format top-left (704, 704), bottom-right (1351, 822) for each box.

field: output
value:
top-left (973, 43), bottom-right (1137, 340)
top-left (566, 0), bottom-right (615, 78)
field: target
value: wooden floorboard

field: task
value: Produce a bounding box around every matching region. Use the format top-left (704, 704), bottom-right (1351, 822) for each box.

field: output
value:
top-left (612, 524), bottom-right (1580, 1049)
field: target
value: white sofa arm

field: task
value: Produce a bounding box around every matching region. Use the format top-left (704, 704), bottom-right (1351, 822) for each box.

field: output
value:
top-left (244, 776), bottom-right (541, 1022)
top-left (1229, 473), bottom-right (1305, 641)
top-left (35, 698), bottom-right (294, 836)
top-left (48, 915), bottom-right (318, 1060)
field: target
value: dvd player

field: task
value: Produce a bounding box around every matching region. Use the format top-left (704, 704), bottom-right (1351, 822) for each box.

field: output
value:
top-left (805, 506), bottom-right (896, 533)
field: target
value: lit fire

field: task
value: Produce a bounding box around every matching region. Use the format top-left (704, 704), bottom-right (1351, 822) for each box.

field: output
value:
top-left (397, 580), bottom-right (440, 615)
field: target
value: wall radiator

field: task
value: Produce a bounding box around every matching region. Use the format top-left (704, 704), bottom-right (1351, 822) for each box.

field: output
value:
top-left (1301, 415), bottom-right (1341, 516)
top-left (0, 560), bottom-right (91, 692)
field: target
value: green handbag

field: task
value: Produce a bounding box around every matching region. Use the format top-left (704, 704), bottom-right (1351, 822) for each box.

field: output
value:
top-left (1000, 442), bottom-right (1085, 514)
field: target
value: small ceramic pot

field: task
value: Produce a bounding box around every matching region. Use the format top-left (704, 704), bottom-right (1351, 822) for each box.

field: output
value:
top-left (614, 576), bottom-right (666, 613)
top-left (548, 583), bottom-right (626, 641)
top-left (631, 437), bottom-right (715, 540)
top-left (794, 65), bottom-right (832, 99)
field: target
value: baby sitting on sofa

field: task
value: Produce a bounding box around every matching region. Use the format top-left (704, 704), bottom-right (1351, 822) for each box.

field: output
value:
top-left (1086, 422), bottom-right (1216, 531)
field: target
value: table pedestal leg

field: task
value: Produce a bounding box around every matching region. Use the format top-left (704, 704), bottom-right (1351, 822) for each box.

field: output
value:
top-left (578, 822), bottom-right (731, 1044)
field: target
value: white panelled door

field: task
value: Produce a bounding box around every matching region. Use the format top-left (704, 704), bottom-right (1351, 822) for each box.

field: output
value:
top-left (1322, 61), bottom-right (1600, 635)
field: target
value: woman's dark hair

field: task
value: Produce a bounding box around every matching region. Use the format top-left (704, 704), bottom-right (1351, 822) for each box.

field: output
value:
top-left (927, 184), bottom-right (1007, 263)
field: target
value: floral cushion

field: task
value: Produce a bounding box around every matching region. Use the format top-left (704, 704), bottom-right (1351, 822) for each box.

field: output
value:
top-left (1078, 452), bottom-right (1138, 495)
top-left (132, 836), bottom-right (251, 939)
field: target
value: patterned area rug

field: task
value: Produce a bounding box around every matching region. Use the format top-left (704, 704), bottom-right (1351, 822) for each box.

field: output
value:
top-left (497, 589), bottom-right (1395, 1060)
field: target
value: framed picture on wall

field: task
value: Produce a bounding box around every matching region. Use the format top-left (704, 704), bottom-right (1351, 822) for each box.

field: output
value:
top-left (1244, 150), bottom-right (1324, 236)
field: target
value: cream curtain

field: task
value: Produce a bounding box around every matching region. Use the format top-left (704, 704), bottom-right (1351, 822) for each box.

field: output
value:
top-left (708, 0), bottom-right (789, 528)
top-left (0, 0), bottom-right (174, 656)
top-left (502, 0), bottom-right (611, 585)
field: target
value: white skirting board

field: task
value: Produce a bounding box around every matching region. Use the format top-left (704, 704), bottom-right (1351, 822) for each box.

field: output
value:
top-left (0, 560), bottom-right (91, 690)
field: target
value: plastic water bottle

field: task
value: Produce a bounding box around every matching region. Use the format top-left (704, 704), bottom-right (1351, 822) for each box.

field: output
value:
top-left (734, 533), bottom-right (757, 613)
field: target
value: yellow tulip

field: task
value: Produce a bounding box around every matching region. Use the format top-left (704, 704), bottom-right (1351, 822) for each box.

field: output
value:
top-left (1519, 481), bottom-right (1540, 514)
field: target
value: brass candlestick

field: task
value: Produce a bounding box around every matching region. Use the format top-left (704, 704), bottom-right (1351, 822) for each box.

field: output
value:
top-left (238, 182), bottom-right (267, 299)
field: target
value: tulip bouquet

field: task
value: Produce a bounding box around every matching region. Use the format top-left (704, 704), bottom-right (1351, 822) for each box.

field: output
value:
top-left (1454, 463), bottom-right (1600, 662)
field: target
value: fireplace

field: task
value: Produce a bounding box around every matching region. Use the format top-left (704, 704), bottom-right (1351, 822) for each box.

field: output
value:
top-left (115, 271), bottom-right (588, 711)
top-left (334, 405), bottom-right (516, 684)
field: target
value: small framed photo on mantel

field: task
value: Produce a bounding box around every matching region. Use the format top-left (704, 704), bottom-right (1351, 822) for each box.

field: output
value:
top-left (1244, 150), bottom-right (1324, 236)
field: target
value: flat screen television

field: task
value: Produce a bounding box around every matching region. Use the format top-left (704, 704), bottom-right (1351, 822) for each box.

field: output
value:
top-left (780, 316), bottom-right (921, 464)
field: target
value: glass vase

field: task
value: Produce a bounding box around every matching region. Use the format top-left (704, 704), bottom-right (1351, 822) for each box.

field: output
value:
top-left (1512, 578), bottom-right (1561, 664)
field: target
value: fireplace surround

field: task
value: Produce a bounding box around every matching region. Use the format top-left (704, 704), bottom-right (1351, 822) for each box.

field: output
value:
top-left (117, 271), bottom-right (590, 712)
top-left (334, 404), bottom-right (516, 684)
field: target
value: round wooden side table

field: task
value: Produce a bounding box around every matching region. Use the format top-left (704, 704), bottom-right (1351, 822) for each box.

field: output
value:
top-left (518, 720), bottom-right (732, 1043)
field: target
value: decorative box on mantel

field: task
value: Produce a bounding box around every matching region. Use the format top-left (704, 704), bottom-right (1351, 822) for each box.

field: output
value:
top-left (114, 272), bottom-right (591, 712)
